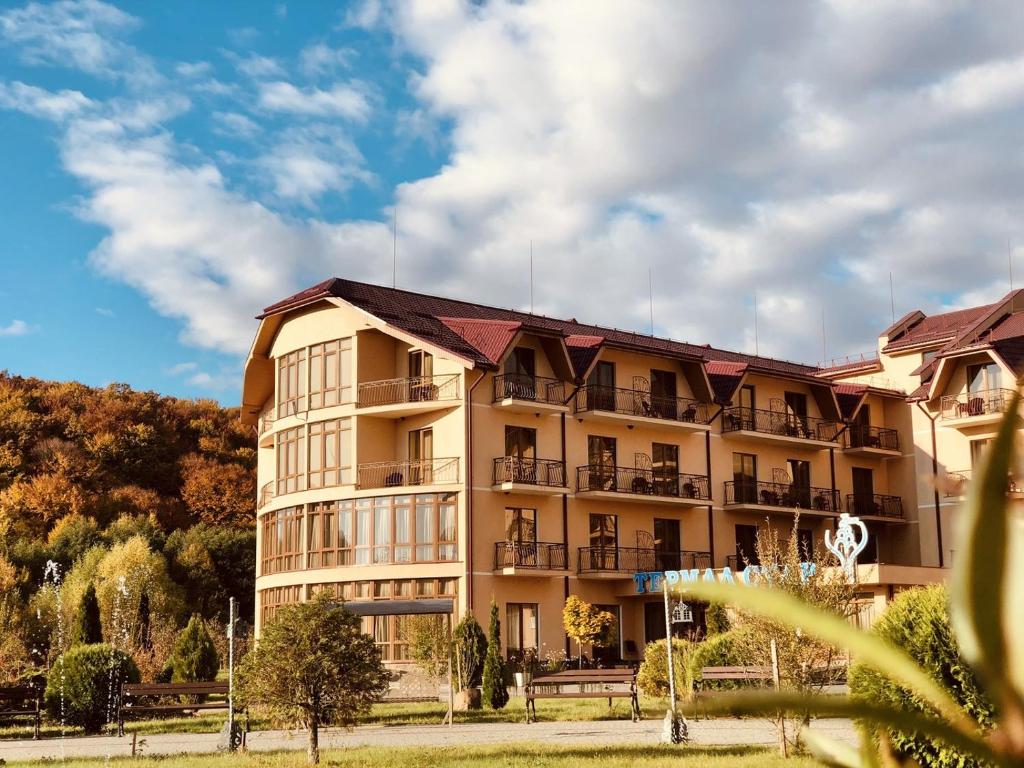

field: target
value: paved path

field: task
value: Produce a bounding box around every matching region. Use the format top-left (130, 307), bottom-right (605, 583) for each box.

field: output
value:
top-left (0, 718), bottom-right (856, 762)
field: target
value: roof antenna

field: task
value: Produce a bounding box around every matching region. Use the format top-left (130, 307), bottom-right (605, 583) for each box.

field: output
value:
top-left (530, 240), bottom-right (534, 313)
top-left (889, 271), bottom-right (895, 325)
top-left (392, 206), bottom-right (398, 289)
top-left (648, 266), bottom-right (654, 336)
top-left (821, 306), bottom-right (827, 364)
top-left (753, 291), bottom-right (759, 356)
top-left (1009, 239), bottom-right (1014, 291)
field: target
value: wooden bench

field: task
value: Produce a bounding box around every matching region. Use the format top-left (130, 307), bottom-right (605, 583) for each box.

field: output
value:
top-left (118, 681), bottom-right (244, 736)
top-left (696, 665), bottom-right (773, 691)
top-left (523, 668), bottom-right (640, 723)
top-left (0, 685), bottom-right (41, 739)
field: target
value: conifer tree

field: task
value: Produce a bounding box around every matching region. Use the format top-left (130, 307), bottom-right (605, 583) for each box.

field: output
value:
top-left (77, 583), bottom-right (103, 645)
top-left (481, 600), bottom-right (508, 709)
top-left (169, 614), bottom-right (219, 682)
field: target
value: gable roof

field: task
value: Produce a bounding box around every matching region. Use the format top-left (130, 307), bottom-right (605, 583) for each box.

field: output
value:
top-left (882, 302), bottom-right (998, 354)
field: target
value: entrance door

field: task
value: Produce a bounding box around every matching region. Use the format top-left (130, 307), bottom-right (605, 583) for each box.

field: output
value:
top-left (408, 428), bottom-right (433, 484)
top-left (733, 452), bottom-right (757, 503)
top-left (588, 435), bottom-right (617, 490)
top-left (505, 426), bottom-right (537, 482)
top-left (788, 459), bottom-right (811, 508)
top-left (589, 361), bottom-right (616, 411)
top-left (503, 347), bottom-right (536, 399)
top-left (650, 369), bottom-right (677, 419)
top-left (735, 524), bottom-right (759, 567)
top-left (852, 467), bottom-right (875, 515)
top-left (654, 518), bottom-right (681, 570)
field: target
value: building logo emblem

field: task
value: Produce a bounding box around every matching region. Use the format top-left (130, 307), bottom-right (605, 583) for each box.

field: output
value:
top-left (825, 513), bottom-right (869, 581)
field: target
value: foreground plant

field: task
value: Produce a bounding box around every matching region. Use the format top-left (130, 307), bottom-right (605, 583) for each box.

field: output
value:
top-left (676, 391), bottom-right (1024, 767)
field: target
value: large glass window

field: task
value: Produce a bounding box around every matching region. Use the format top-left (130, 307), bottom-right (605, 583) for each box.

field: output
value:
top-left (277, 349), bottom-right (307, 418)
top-left (967, 362), bottom-right (1002, 393)
top-left (309, 339), bottom-right (352, 408)
top-left (308, 418), bottom-right (352, 489)
top-left (276, 427), bottom-right (306, 495)
top-left (506, 603), bottom-right (539, 654)
top-left (261, 507), bottom-right (303, 575)
top-left (732, 452), bottom-right (757, 503)
top-left (504, 507), bottom-right (536, 542)
top-left (259, 585), bottom-right (303, 626)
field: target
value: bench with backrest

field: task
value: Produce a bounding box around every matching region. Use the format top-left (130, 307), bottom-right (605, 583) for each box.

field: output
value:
top-left (523, 667), bottom-right (640, 723)
top-left (118, 681), bottom-right (243, 736)
top-left (696, 665), bottom-right (773, 692)
top-left (0, 685), bottom-right (42, 739)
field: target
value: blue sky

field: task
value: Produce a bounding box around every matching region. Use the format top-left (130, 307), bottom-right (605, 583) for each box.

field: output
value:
top-left (3, 1), bottom-right (1024, 404)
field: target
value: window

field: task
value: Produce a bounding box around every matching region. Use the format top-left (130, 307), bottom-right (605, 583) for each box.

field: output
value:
top-left (784, 391), bottom-right (808, 433)
top-left (505, 347), bottom-right (536, 377)
top-left (735, 524), bottom-right (759, 567)
top-left (308, 418), bottom-right (352, 489)
top-left (303, 493), bottom-right (457, 570)
top-left (788, 459), bottom-right (811, 507)
top-left (652, 443), bottom-right (679, 496)
top-left (261, 507), bottom-right (303, 575)
top-left (967, 362), bottom-right (1001, 393)
top-left (587, 435), bottom-right (617, 490)
top-left (309, 338), bottom-right (352, 409)
top-left (588, 361), bottom-right (615, 410)
top-left (505, 507), bottom-right (536, 542)
top-left (506, 603), bottom-right (538, 654)
top-left (970, 439), bottom-right (990, 468)
top-left (277, 349), bottom-right (307, 418)
top-left (259, 585), bottom-right (302, 627)
top-left (587, 513), bottom-right (618, 570)
top-left (732, 452), bottom-right (757, 503)
top-left (409, 350), bottom-right (433, 378)
top-left (654, 518), bottom-right (680, 570)
top-left (739, 385), bottom-right (756, 427)
top-left (650, 369), bottom-right (677, 418)
top-left (276, 427), bottom-right (306, 495)
top-left (849, 404), bottom-right (871, 448)
top-left (408, 428), bottom-right (433, 483)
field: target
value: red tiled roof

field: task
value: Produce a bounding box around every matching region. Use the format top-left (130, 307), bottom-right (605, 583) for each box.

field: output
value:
top-left (882, 303), bottom-right (997, 353)
top-left (816, 357), bottom-right (880, 377)
top-left (438, 318), bottom-right (521, 365)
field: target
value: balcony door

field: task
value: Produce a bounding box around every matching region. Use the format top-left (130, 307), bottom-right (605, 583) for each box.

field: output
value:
top-left (652, 443), bottom-right (679, 496)
top-left (408, 428), bottom-right (433, 484)
top-left (503, 347), bottom-right (536, 399)
top-left (788, 459), bottom-right (811, 507)
top-left (588, 435), bottom-right (617, 490)
top-left (733, 452), bottom-right (757, 503)
top-left (505, 507), bottom-right (537, 567)
top-left (588, 360), bottom-right (615, 411)
top-left (738, 384), bottom-right (756, 429)
top-left (852, 467), bottom-right (874, 515)
top-left (735, 524), bottom-right (759, 567)
top-left (654, 518), bottom-right (681, 570)
top-left (967, 361), bottom-right (1001, 394)
top-left (850, 404), bottom-right (871, 447)
top-left (505, 426), bottom-right (537, 482)
top-left (784, 391), bottom-right (808, 434)
top-left (650, 369), bottom-right (677, 419)
top-left (408, 351), bottom-right (433, 401)
top-left (589, 513), bottom-right (618, 570)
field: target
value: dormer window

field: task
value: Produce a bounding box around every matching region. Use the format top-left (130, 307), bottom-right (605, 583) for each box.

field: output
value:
top-left (967, 362), bottom-right (1001, 393)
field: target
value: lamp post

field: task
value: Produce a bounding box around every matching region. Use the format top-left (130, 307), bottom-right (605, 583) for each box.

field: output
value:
top-left (661, 578), bottom-right (686, 744)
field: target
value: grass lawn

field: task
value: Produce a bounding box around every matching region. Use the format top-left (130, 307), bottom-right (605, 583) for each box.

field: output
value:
top-left (3, 743), bottom-right (824, 767)
top-left (0, 698), bottom-right (666, 740)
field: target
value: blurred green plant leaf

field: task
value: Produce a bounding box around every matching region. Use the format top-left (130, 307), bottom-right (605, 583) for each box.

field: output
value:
top-left (801, 728), bottom-right (861, 768)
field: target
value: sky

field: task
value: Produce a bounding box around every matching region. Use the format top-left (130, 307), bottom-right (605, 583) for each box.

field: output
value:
top-left (3, 0), bottom-right (1024, 405)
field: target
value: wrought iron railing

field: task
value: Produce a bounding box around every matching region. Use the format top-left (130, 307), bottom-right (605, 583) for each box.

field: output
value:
top-left (721, 407), bottom-right (841, 442)
top-left (574, 385), bottom-right (710, 424)
top-left (258, 481), bottom-right (274, 510)
top-left (257, 409), bottom-right (274, 438)
top-left (492, 457), bottom-right (567, 487)
top-left (944, 469), bottom-right (1022, 497)
top-left (846, 493), bottom-right (904, 519)
top-left (577, 547), bottom-right (712, 574)
top-left (356, 457), bottom-right (460, 490)
top-left (357, 374), bottom-right (460, 408)
top-left (845, 424), bottom-right (899, 452)
top-left (493, 541), bottom-right (567, 570)
top-left (492, 374), bottom-right (567, 405)
top-left (940, 387), bottom-right (1016, 420)
top-left (576, 465), bottom-right (710, 500)
top-left (723, 480), bottom-right (840, 513)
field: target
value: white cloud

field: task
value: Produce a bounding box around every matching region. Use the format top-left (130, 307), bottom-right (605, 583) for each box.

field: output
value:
top-left (257, 125), bottom-right (370, 205)
top-left (0, 80), bottom-right (94, 120)
top-left (166, 361), bottom-right (198, 375)
top-left (226, 52), bottom-right (284, 79)
top-left (0, 320), bottom-right (33, 337)
top-left (95, 306), bottom-right (115, 317)
top-left (212, 111), bottom-right (261, 139)
top-left (257, 81), bottom-right (370, 120)
top-left (298, 43), bottom-right (354, 77)
top-left (175, 61), bottom-right (211, 79)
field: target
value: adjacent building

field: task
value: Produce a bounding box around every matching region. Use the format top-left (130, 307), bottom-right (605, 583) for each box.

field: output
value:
top-left (241, 278), bottom-right (1017, 672)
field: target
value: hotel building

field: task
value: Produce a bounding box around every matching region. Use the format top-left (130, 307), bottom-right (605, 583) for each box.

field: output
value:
top-left (241, 278), bottom-right (1021, 672)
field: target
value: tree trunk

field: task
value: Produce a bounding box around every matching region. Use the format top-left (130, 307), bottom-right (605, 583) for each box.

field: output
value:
top-left (307, 715), bottom-right (320, 765)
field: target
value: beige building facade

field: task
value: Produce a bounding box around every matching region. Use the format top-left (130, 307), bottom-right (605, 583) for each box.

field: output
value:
top-left (241, 278), bottom-right (1016, 669)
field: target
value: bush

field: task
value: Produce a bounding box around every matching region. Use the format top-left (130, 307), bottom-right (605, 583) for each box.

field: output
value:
top-left (687, 630), bottom-right (745, 692)
top-left (453, 613), bottom-right (487, 690)
top-left (169, 614), bottom-right (219, 682)
top-left (44, 643), bottom-right (140, 733)
top-left (481, 601), bottom-right (508, 710)
top-left (637, 637), bottom-right (693, 699)
top-left (848, 586), bottom-right (995, 767)
top-left (705, 602), bottom-right (730, 637)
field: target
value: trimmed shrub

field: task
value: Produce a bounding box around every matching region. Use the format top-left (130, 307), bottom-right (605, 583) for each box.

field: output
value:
top-left (44, 643), bottom-right (140, 733)
top-left (481, 601), bottom-right (508, 710)
top-left (169, 614), bottom-right (219, 682)
top-left (637, 637), bottom-right (693, 699)
top-left (687, 630), bottom-right (745, 692)
top-left (848, 585), bottom-right (995, 767)
top-left (453, 613), bottom-right (487, 690)
top-left (705, 602), bottom-right (730, 637)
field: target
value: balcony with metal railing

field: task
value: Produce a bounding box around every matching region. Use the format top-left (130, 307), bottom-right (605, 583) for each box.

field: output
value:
top-left (843, 424), bottom-right (900, 457)
top-left (491, 457), bottom-right (569, 494)
top-left (573, 385), bottom-right (711, 431)
top-left (943, 469), bottom-right (1024, 498)
top-left (846, 493), bottom-right (904, 519)
top-left (356, 457), bottom-right (460, 490)
top-left (722, 407), bottom-right (841, 448)
top-left (258, 481), bottom-right (274, 510)
top-left (493, 541), bottom-right (568, 575)
top-left (492, 373), bottom-right (569, 414)
top-left (257, 408), bottom-right (275, 448)
top-left (575, 465), bottom-right (710, 506)
top-left (940, 387), bottom-right (1017, 426)
top-left (577, 547), bottom-right (712, 577)
top-left (723, 480), bottom-right (840, 516)
top-left (355, 374), bottom-right (460, 417)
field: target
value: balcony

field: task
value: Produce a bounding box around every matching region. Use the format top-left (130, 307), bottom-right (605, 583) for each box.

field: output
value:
top-left (722, 407), bottom-right (841, 449)
top-left (575, 465), bottom-right (710, 506)
top-left (491, 457), bottom-right (569, 495)
top-left (574, 385), bottom-right (711, 432)
top-left (258, 481), bottom-right (274, 510)
top-left (492, 374), bottom-right (569, 414)
top-left (577, 547), bottom-right (712, 578)
top-left (940, 388), bottom-right (1017, 428)
top-left (843, 424), bottom-right (900, 457)
top-left (723, 480), bottom-right (840, 517)
top-left (356, 457), bottom-right (460, 490)
top-left (846, 493), bottom-right (904, 520)
top-left (257, 409), bottom-right (275, 448)
top-left (944, 469), bottom-right (1024, 498)
top-left (356, 374), bottom-right (460, 418)
top-left (493, 541), bottom-right (568, 576)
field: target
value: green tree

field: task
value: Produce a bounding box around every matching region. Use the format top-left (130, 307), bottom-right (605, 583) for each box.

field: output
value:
top-left (453, 613), bottom-right (487, 691)
top-left (481, 601), bottom-right (508, 710)
top-left (637, 637), bottom-right (693, 699)
top-left (43, 644), bottom-right (140, 733)
top-left (169, 614), bottom-right (219, 682)
top-left (239, 594), bottom-right (389, 764)
top-left (562, 595), bottom-right (615, 666)
top-left (77, 583), bottom-right (103, 645)
top-left (403, 614), bottom-right (450, 682)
